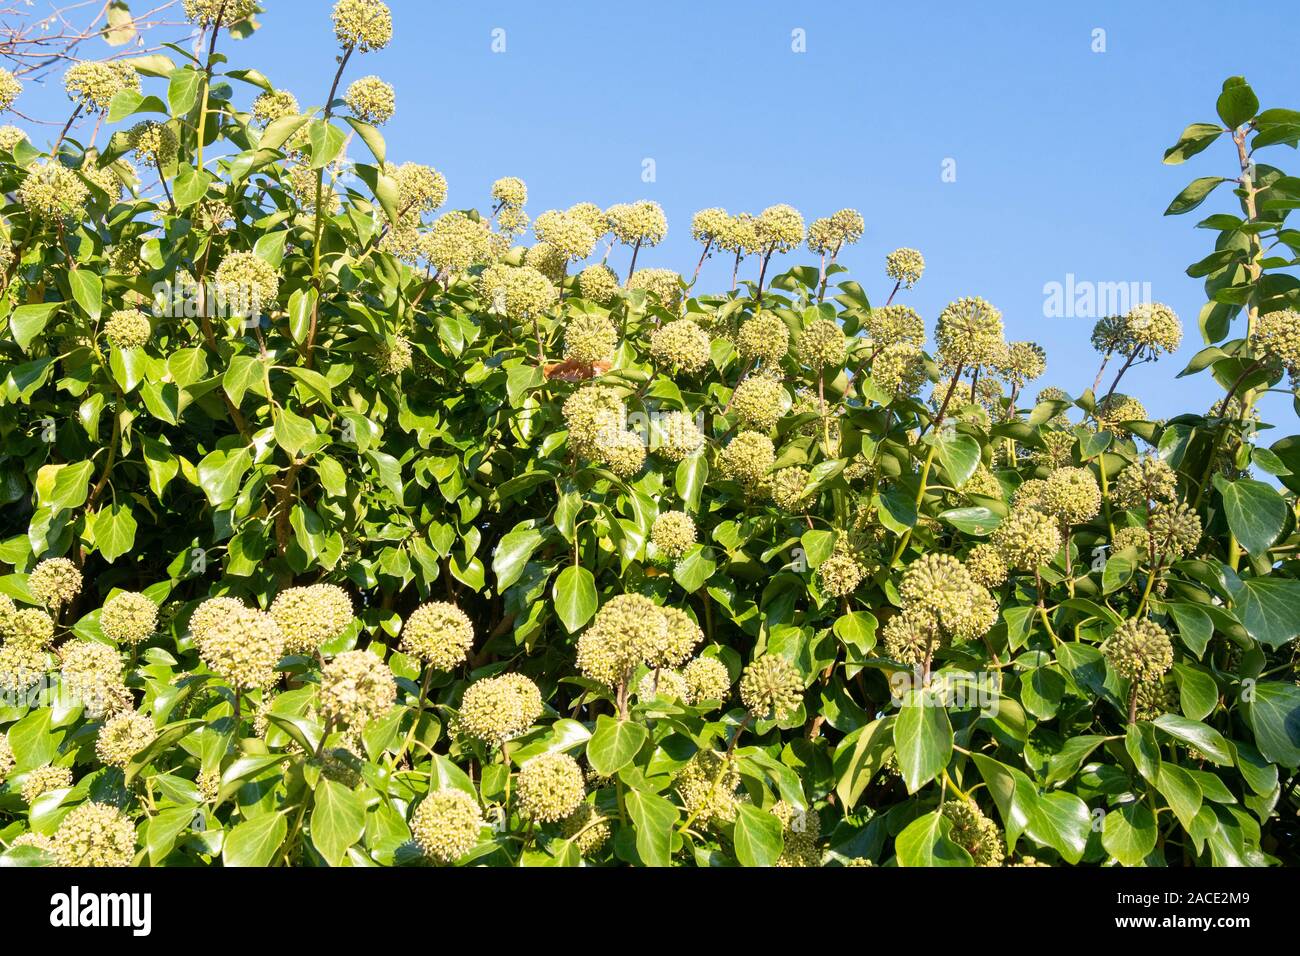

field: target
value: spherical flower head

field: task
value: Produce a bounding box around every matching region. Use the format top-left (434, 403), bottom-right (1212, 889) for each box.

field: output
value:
top-left (517, 752), bottom-right (585, 823)
top-left (605, 200), bottom-right (667, 246)
top-left (0, 68), bottom-right (21, 113)
top-left (103, 309), bottom-right (151, 351)
top-left (597, 427), bottom-right (647, 477)
top-left (28, 557), bottom-right (82, 611)
top-left (653, 410), bottom-right (705, 462)
top-left (719, 431), bottom-right (775, 485)
top-left (865, 304), bottom-right (926, 349)
top-left (535, 209), bottom-right (598, 262)
top-left (344, 75), bottom-right (395, 124)
top-left (18, 161), bottom-right (89, 222)
top-left (682, 656), bottom-right (730, 706)
top-left (628, 267), bottom-right (683, 308)
top-left (21, 764), bottom-right (73, 803)
top-left (1134, 678), bottom-right (1179, 721)
top-left (941, 799), bottom-right (1005, 866)
top-left (64, 61), bottom-right (138, 113)
top-left (1253, 309), bottom-right (1300, 380)
top-left (740, 654), bottom-right (802, 720)
top-left (651, 511), bottom-right (696, 561)
top-left (737, 313), bottom-right (790, 367)
top-left (965, 544), bottom-right (1007, 588)
top-left (95, 711), bottom-right (156, 769)
top-left (192, 601), bottom-right (285, 690)
top-left (500, 265), bottom-right (558, 321)
top-left (252, 89), bottom-right (298, 127)
top-left (1104, 618), bottom-right (1174, 682)
top-left (215, 251), bottom-right (280, 317)
top-left (496, 204), bottom-right (529, 236)
top-left (727, 374), bottom-right (785, 432)
top-left (561, 802), bottom-right (610, 855)
top-left (491, 176), bottom-right (528, 208)
top-left (126, 120), bottom-right (178, 168)
top-left (9, 607), bottom-right (55, 651)
top-left (0, 593), bottom-right (15, 634)
top-left (691, 206), bottom-right (730, 243)
top-left (457, 673), bottom-right (543, 747)
top-left (1094, 394), bottom-right (1148, 431)
top-left (1124, 302), bottom-right (1182, 356)
top-left (400, 601), bottom-right (474, 671)
top-left (411, 789), bottom-right (483, 863)
top-left (755, 204), bottom-right (804, 253)
top-left (1040, 466), bottom-right (1101, 526)
top-left (563, 312), bottom-right (618, 366)
top-left (270, 584), bottom-right (354, 655)
top-left (584, 594), bottom-right (670, 678)
top-left (576, 264), bottom-right (620, 306)
top-left (797, 318), bottom-right (847, 370)
top-left (807, 208), bottom-right (864, 254)
top-left (0, 124), bottom-right (28, 151)
top-left (992, 507), bottom-right (1061, 571)
top-left (287, 161), bottom-right (341, 215)
top-left (52, 802), bottom-right (135, 867)
top-left (188, 596), bottom-right (244, 643)
top-left (1149, 501), bottom-right (1202, 561)
top-left (183, 0), bottom-right (258, 25)
top-left (900, 553), bottom-right (976, 617)
top-left (650, 319), bottom-right (711, 371)
top-left (964, 465), bottom-right (1002, 500)
top-left (99, 591), bottom-right (158, 646)
top-left (1012, 478), bottom-right (1047, 510)
top-left (1091, 315), bottom-right (1129, 355)
top-left (0, 642), bottom-right (47, 695)
top-left (523, 241), bottom-right (566, 282)
top-left (424, 211), bottom-right (493, 273)
top-left (318, 649), bottom-right (396, 729)
top-left (198, 198), bottom-right (234, 232)
top-left (771, 800), bottom-right (823, 867)
top-left (817, 552), bottom-right (867, 599)
top-left (1111, 525), bottom-right (1150, 554)
top-left (716, 212), bottom-right (759, 255)
top-left (769, 466), bottom-right (811, 512)
top-left (385, 161), bottom-right (447, 215)
top-left (998, 341), bottom-right (1047, 387)
top-left (376, 334), bottom-right (413, 376)
top-left (0, 735), bottom-right (13, 780)
top-left (674, 749), bottom-right (742, 824)
top-left (332, 0), bottom-right (392, 51)
top-left (655, 607), bottom-right (703, 669)
top-left (565, 201), bottom-right (607, 240)
top-left (871, 342), bottom-right (927, 398)
top-left (562, 385), bottom-right (625, 458)
top-left (885, 247), bottom-right (925, 288)
top-left (1031, 429), bottom-right (1076, 469)
top-left (937, 296), bottom-right (1005, 369)
top-left (637, 668), bottom-right (689, 702)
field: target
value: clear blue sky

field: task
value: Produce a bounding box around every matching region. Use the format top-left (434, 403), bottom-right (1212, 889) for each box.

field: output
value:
top-left (16, 0), bottom-right (1300, 424)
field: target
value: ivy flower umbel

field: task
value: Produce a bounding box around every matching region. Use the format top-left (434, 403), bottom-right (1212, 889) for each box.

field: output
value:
top-left (1124, 302), bottom-right (1182, 357)
top-left (18, 162), bottom-right (89, 222)
top-left (3, 610), bottom-right (50, 651)
top-left (491, 176), bottom-right (527, 208)
top-left (562, 385), bottom-right (625, 458)
top-left (318, 649), bottom-right (396, 729)
top-left (941, 800), bottom-right (1005, 866)
top-left (653, 410), bottom-right (704, 462)
top-left (1039, 466), bottom-right (1101, 527)
top-left (332, 0), bottom-right (393, 52)
top-left (651, 511), bottom-right (697, 560)
top-left (649, 319), bottom-right (710, 372)
top-left (28, 557), bottom-right (83, 611)
top-left (251, 89), bottom-right (299, 127)
top-left (796, 319), bottom-right (847, 370)
top-left (871, 343), bottom-right (927, 398)
top-left (21, 764), bottom-right (73, 803)
top-left (0, 68), bottom-right (21, 112)
top-left (730, 375), bottom-right (786, 431)
top-left (561, 803), bottom-right (610, 856)
top-left (0, 124), bottom-right (28, 151)
top-left (1252, 309), bottom-right (1300, 381)
top-left (576, 594), bottom-right (670, 687)
top-left (1149, 501), bottom-right (1202, 560)
top-left (577, 264), bottom-right (620, 306)
top-left (638, 668), bottom-right (689, 701)
top-left (344, 75), bottom-right (396, 124)
top-left (457, 673), bottom-right (543, 747)
top-left (95, 711), bottom-right (157, 769)
top-left (191, 599), bottom-right (285, 690)
top-left (737, 313), bottom-right (790, 367)
top-left (740, 655), bottom-right (802, 720)
top-left (718, 431), bottom-right (775, 485)
top-left (99, 591), bottom-right (158, 645)
top-left (64, 61), bottom-right (138, 113)
top-left (126, 120), bottom-right (178, 168)
top-left (103, 309), bottom-right (151, 351)
top-left (674, 749), bottom-right (742, 824)
top-left (1103, 618), bottom-right (1174, 683)
top-left (682, 656), bottom-right (730, 705)
top-left (769, 466), bottom-right (811, 512)
top-left (628, 268), bottom-right (683, 308)
top-left (563, 313), bottom-right (618, 366)
top-left (516, 752), bottom-right (585, 823)
top-left (997, 341), bottom-right (1047, 387)
top-left (423, 211), bottom-right (494, 273)
top-left (400, 601), bottom-right (474, 671)
top-left (411, 789), bottom-right (483, 863)
top-left (885, 247), bottom-right (925, 288)
top-left (270, 584), bottom-right (354, 655)
top-left (605, 200), bottom-right (667, 247)
top-left (51, 802), bottom-right (135, 868)
top-left (183, 0), bottom-right (259, 25)
top-left (755, 204), bottom-right (805, 254)
top-left (215, 251), bottom-right (280, 317)
top-left (936, 296), bottom-right (1005, 370)
top-left (865, 304), bottom-right (926, 348)
top-left (534, 209), bottom-right (598, 262)
top-left (992, 506), bottom-right (1061, 571)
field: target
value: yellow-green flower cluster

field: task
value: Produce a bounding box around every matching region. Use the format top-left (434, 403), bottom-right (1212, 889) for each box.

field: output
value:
top-left (654, 410), bottom-right (705, 462)
top-left (577, 594), bottom-right (669, 686)
top-left (500, 265), bottom-right (559, 321)
top-left (457, 673), bottom-right (543, 747)
top-left (654, 608), bottom-right (703, 670)
top-left (251, 89), bottom-right (299, 127)
top-left (628, 267), bottom-right (683, 307)
top-left (0, 68), bottom-right (20, 112)
top-left (649, 318), bottom-right (710, 371)
top-left (1103, 618), bottom-right (1174, 682)
top-left (737, 313), bottom-right (790, 367)
top-left (51, 802), bottom-right (135, 867)
top-left (344, 75), bottom-right (395, 124)
top-left (191, 598), bottom-right (285, 690)
top-left (1090, 315), bottom-right (1128, 355)
top-left (718, 431), bottom-right (775, 485)
top-left (638, 667), bottom-right (689, 701)
top-left (0, 124), bottom-right (27, 151)
top-left (771, 800), bottom-right (822, 867)
top-left (95, 711), bottom-right (156, 768)
top-left (691, 207), bottom-right (730, 244)
top-left (64, 61), bottom-right (138, 113)
top-left (492, 176), bottom-right (527, 211)
top-left (332, 0), bottom-right (392, 51)
top-left (992, 506), bottom-right (1061, 570)
top-left (270, 584), bottom-right (354, 655)
top-left (562, 385), bottom-right (625, 457)
top-left (651, 511), bottom-right (696, 560)
top-left (21, 764), bottom-right (73, 803)
top-left (682, 655), bottom-right (730, 705)
top-left (411, 789), bottom-right (483, 863)
top-left (755, 204), bottom-right (805, 253)
top-left (1031, 430), bottom-right (1076, 469)
top-left (318, 649), bottom-right (396, 728)
top-left (739, 654), bottom-right (802, 720)
top-left (127, 120), bottom-right (178, 168)
top-left (286, 162), bottom-right (340, 215)
top-left (378, 335), bottom-right (413, 375)
top-left (1111, 525), bottom-right (1150, 554)
top-left (215, 251), bottom-right (280, 316)
top-left (965, 543), bottom-right (1007, 588)
top-left (1135, 679), bottom-right (1179, 721)
top-left (865, 304), bottom-right (926, 348)
top-left (100, 591), bottom-right (158, 645)
top-left (387, 161), bottom-right (447, 215)
top-left (730, 375), bottom-right (786, 430)
top-left (19, 161), bottom-right (89, 222)
top-left (885, 247), bottom-right (925, 287)
top-left (715, 212), bottom-right (760, 256)
top-left (768, 466), bottom-right (811, 512)
top-left (400, 601), bottom-right (474, 671)
top-left (1094, 394), bottom-right (1147, 430)
top-left (563, 312), bottom-right (617, 365)
top-left (998, 340), bottom-right (1046, 387)
top-left (1113, 456), bottom-right (1177, 508)
top-left (817, 551), bottom-right (867, 599)
top-left (183, 0), bottom-right (258, 25)
top-left (0, 735), bottom-right (12, 780)
top-left (941, 800), bottom-right (1005, 866)
top-left (1253, 309), bottom-right (1300, 381)
top-left (29, 557), bottom-right (82, 611)
top-left (806, 208), bottom-right (864, 255)
top-left (516, 752), bottom-right (585, 823)
top-left (423, 211), bottom-right (494, 273)
top-left (561, 803), bottom-right (610, 855)
top-left (871, 342), bottom-right (927, 398)
top-left (674, 749), bottom-right (742, 824)
top-left (524, 241), bottom-right (566, 282)
top-left (577, 264), bottom-right (620, 306)
top-left (103, 309), bottom-right (151, 350)
top-left (534, 209), bottom-right (598, 262)
top-left (899, 553), bottom-right (997, 641)
top-left (936, 296), bottom-right (1005, 369)
top-left (606, 200), bottom-right (666, 246)
top-left (1149, 501), bottom-right (1202, 560)
top-left (1039, 466), bottom-right (1101, 526)
top-left (797, 318), bottom-right (847, 370)
top-left (1124, 302), bottom-right (1182, 356)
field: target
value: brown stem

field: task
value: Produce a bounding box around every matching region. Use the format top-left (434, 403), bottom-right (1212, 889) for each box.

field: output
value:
top-left (691, 238), bottom-right (712, 285)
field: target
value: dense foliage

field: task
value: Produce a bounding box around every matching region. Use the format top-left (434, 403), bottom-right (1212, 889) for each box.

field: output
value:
top-left (0, 3), bottom-right (1298, 867)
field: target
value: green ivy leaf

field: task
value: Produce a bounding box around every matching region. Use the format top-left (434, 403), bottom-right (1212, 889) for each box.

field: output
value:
top-left (893, 689), bottom-right (952, 793)
top-left (894, 810), bottom-right (972, 867)
top-left (553, 565), bottom-right (597, 633)
top-left (733, 803), bottom-right (784, 867)
top-left (1215, 476), bottom-right (1286, 557)
top-left (223, 812), bottom-right (288, 867)
top-left (310, 778), bottom-right (366, 866)
top-left (586, 715), bottom-right (648, 777)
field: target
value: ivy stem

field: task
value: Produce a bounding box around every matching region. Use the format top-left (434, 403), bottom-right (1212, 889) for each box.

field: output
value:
top-left (195, 4), bottom-right (227, 172)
